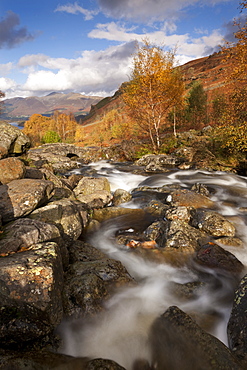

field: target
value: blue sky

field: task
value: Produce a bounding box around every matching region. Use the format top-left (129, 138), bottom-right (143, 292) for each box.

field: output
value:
top-left (0, 0), bottom-right (241, 99)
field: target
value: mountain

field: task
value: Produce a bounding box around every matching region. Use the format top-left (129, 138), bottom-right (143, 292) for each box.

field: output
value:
top-left (1, 92), bottom-right (103, 122)
top-left (80, 51), bottom-right (230, 126)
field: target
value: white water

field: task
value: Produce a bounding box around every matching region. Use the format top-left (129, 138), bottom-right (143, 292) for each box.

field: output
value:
top-left (60, 162), bottom-right (247, 369)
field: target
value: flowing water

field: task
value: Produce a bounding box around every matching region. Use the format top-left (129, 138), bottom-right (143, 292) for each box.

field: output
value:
top-left (59, 161), bottom-right (247, 369)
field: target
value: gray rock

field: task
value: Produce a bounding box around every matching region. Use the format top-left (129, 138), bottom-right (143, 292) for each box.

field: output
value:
top-left (0, 179), bottom-right (54, 223)
top-left (28, 199), bottom-right (88, 241)
top-left (135, 154), bottom-right (183, 172)
top-left (0, 218), bottom-right (61, 255)
top-left (74, 176), bottom-right (112, 208)
top-left (0, 122), bottom-right (31, 158)
top-left (112, 188), bottom-right (132, 206)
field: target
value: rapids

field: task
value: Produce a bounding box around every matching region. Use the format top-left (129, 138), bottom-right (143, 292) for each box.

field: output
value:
top-left (59, 161), bottom-right (247, 369)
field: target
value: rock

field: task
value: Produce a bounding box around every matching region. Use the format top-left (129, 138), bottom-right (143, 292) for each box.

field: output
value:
top-left (0, 218), bottom-right (61, 255)
top-left (112, 189), bottom-right (132, 206)
top-left (192, 210), bottom-right (236, 237)
top-left (165, 206), bottom-right (191, 223)
top-left (28, 199), bottom-right (88, 241)
top-left (144, 200), bottom-right (168, 218)
top-left (144, 220), bottom-right (168, 246)
top-left (40, 168), bottom-right (75, 201)
top-left (65, 173), bottom-right (84, 189)
top-left (85, 358), bottom-right (126, 369)
top-left (195, 242), bottom-right (244, 276)
top-left (0, 242), bottom-right (64, 347)
top-left (167, 189), bottom-right (214, 209)
top-left (63, 241), bottom-right (134, 318)
top-left (165, 220), bottom-right (203, 252)
top-left (0, 122), bottom-right (31, 158)
top-left (74, 177), bottom-right (112, 208)
top-left (228, 274), bottom-right (247, 360)
top-left (0, 179), bottom-right (54, 223)
top-left (149, 306), bottom-right (242, 370)
top-left (24, 167), bottom-right (45, 179)
top-left (0, 158), bottom-right (26, 184)
top-left (135, 154), bottom-right (183, 172)
top-left (216, 237), bottom-right (244, 249)
top-left (92, 207), bottom-right (146, 224)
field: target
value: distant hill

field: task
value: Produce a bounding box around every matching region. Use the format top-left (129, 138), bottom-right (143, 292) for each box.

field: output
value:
top-left (1, 92), bottom-right (103, 122)
top-left (80, 51), bottom-right (230, 126)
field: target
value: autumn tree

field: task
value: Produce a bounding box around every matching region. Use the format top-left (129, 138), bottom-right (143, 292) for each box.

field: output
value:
top-left (52, 111), bottom-right (77, 143)
top-left (123, 40), bottom-right (184, 151)
top-left (185, 81), bottom-right (208, 129)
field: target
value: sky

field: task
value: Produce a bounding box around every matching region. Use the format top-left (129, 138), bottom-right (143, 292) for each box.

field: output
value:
top-left (0, 0), bottom-right (242, 99)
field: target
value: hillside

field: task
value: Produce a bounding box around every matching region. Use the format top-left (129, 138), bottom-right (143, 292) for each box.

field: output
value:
top-left (80, 51), bottom-right (230, 126)
top-left (1, 92), bottom-right (103, 122)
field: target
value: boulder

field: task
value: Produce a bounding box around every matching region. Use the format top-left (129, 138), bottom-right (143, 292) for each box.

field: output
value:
top-left (0, 218), bottom-right (61, 255)
top-left (28, 199), bottom-right (88, 241)
top-left (112, 188), bottom-right (132, 206)
top-left (62, 241), bottom-right (134, 318)
top-left (228, 274), bottom-right (247, 361)
top-left (0, 158), bottom-right (26, 184)
top-left (192, 210), bottom-right (236, 237)
top-left (0, 179), bottom-right (54, 223)
top-left (149, 306), bottom-right (242, 370)
top-left (0, 242), bottom-right (64, 347)
top-left (135, 154), bottom-right (184, 172)
top-left (74, 177), bottom-right (112, 208)
top-left (167, 188), bottom-right (214, 209)
top-left (0, 122), bottom-right (31, 158)
top-left (165, 206), bottom-right (192, 223)
top-left (195, 242), bottom-right (244, 276)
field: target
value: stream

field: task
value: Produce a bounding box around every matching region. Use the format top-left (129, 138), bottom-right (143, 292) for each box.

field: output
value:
top-left (59, 161), bottom-right (247, 369)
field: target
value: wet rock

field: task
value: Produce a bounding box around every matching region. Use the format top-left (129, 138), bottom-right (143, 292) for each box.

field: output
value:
top-left (216, 237), bottom-right (244, 249)
top-left (191, 182), bottom-right (210, 197)
top-left (167, 188), bottom-right (214, 209)
top-left (144, 220), bottom-right (168, 246)
top-left (144, 200), bottom-right (168, 218)
top-left (0, 158), bottom-right (26, 184)
top-left (195, 242), bottom-right (244, 276)
top-left (0, 350), bottom-right (89, 370)
top-left (0, 218), bottom-right (61, 255)
top-left (165, 220), bottom-right (203, 252)
top-left (0, 179), bottom-right (54, 223)
top-left (149, 306), bottom-right (242, 370)
top-left (135, 154), bottom-right (183, 172)
top-left (192, 210), bottom-right (236, 237)
top-left (92, 207), bottom-right (146, 224)
top-left (228, 274), bottom-right (247, 361)
top-left (85, 358), bottom-right (126, 369)
top-left (68, 241), bottom-right (109, 264)
top-left (165, 206), bottom-right (191, 223)
top-left (28, 199), bottom-right (88, 241)
top-left (0, 122), bottom-right (31, 158)
top-left (0, 242), bottom-right (64, 347)
top-left (112, 188), bottom-right (132, 206)
top-left (63, 244), bottom-right (134, 318)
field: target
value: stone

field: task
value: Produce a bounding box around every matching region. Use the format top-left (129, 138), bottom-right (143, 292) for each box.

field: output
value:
top-left (74, 176), bottom-right (112, 208)
top-left (0, 179), bottom-right (54, 223)
top-left (112, 188), bottom-right (132, 206)
top-left (228, 274), bottom-right (247, 361)
top-left (149, 306), bottom-right (242, 370)
top-left (192, 210), bottom-right (236, 237)
top-left (0, 218), bottom-right (61, 255)
top-left (0, 158), bottom-right (26, 184)
top-left (165, 206), bottom-right (191, 223)
top-left (135, 154), bottom-right (183, 172)
top-left (0, 122), bottom-right (31, 157)
top-left (0, 242), bottom-right (64, 347)
top-left (195, 242), bottom-right (244, 276)
top-left (28, 199), bottom-right (88, 241)
top-left (167, 189), bottom-right (214, 209)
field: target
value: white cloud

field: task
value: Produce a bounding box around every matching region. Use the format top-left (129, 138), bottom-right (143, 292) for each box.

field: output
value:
top-left (0, 62), bottom-right (14, 76)
top-left (19, 42), bottom-right (136, 97)
top-left (55, 2), bottom-right (98, 20)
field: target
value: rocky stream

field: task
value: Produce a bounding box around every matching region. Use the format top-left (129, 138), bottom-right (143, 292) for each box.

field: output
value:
top-left (1, 122), bottom-right (247, 369)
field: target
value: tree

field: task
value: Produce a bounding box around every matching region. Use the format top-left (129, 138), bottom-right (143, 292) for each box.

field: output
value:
top-left (123, 40), bottom-right (184, 151)
top-left (186, 81), bottom-right (208, 129)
